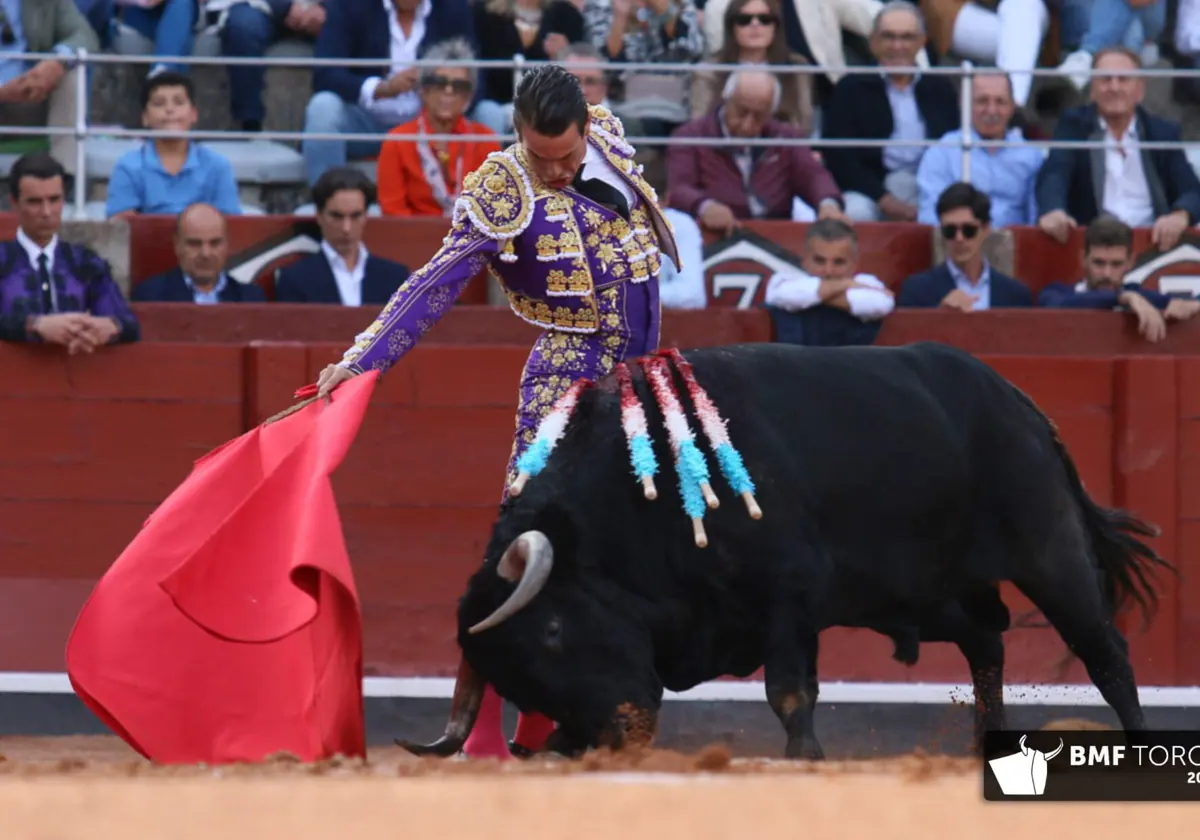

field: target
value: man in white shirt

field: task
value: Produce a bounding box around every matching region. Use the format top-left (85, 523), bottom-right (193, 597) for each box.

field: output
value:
top-left (764, 218), bottom-right (895, 345)
top-left (301, 0), bottom-right (476, 185)
top-left (274, 167), bottom-right (411, 305)
top-left (1035, 46), bottom-right (1200, 252)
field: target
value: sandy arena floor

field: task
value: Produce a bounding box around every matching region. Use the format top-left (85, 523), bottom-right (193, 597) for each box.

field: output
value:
top-left (0, 735), bottom-right (1193, 838)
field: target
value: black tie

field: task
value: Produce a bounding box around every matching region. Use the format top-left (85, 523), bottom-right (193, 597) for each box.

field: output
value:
top-left (571, 167), bottom-right (630, 221)
top-left (37, 253), bottom-right (54, 312)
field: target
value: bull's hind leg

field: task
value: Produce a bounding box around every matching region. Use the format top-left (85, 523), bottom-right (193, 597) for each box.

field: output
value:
top-left (1013, 528), bottom-right (1147, 731)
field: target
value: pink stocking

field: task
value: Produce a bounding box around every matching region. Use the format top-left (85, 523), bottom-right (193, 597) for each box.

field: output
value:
top-left (461, 684), bottom-right (511, 759)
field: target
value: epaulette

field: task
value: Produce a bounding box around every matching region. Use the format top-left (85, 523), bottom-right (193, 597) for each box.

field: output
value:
top-left (453, 151), bottom-right (535, 262)
top-left (588, 104), bottom-right (635, 158)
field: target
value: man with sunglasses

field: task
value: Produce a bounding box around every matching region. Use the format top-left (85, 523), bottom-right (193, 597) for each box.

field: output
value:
top-left (308, 64), bottom-right (679, 762)
top-left (897, 181), bottom-right (1033, 311)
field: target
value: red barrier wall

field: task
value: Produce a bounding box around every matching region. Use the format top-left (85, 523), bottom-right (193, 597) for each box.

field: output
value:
top-left (2, 312), bottom-right (1196, 688)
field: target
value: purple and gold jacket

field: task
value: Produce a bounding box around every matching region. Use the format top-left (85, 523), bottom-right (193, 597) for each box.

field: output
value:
top-left (337, 104), bottom-right (681, 374)
top-left (0, 238), bottom-right (140, 343)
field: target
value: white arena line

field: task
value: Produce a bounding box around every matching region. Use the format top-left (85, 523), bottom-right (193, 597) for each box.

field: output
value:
top-left (3, 672), bottom-right (1200, 707)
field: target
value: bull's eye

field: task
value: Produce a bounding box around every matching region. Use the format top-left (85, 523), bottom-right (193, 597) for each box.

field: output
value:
top-left (543, 617), bottom-right (563, 651)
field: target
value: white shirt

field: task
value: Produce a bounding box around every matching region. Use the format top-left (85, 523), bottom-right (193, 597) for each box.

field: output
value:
top-left (763, 269), bottom-right (894, 321)
top-left (883, 77), bottom-right (926, 174)
top-left (1101, 116), bottom-right (1155, 228)
top-left (358, 0), bottom-right (430, 127)
top-left (17, 227), bottom-right (60, 311)
top-left (579, 141), bottom-right (637, 210)
top-left (321, 240), bottom-right (369, 307)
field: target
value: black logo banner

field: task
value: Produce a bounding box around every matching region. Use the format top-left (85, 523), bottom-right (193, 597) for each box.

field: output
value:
top-left (984, 730), bottom-right (1200, 801)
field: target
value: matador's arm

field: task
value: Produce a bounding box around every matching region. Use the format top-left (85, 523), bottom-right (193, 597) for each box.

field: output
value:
top-left (337, 151), bottom-right (536, 374)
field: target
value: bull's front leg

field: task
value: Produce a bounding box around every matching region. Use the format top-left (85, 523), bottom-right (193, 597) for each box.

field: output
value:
top-left (764, 610), bottom-right (823, 760)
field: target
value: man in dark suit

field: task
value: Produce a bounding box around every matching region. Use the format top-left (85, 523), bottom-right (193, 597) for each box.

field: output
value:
top-left (1038, 214), bottom-right (1200, 343)
top-left (897, 182), bottom-right (1033, 310)
top-left (1035, 47), bottom-right (1200, 254)
top-left (132, 203), bottom-right (266, 304)
top-left (301, 0), bottom-right (476, 184)
top-left (820, 3), bottom-right (960, 223)
top-left (275, 167), bottom-right (410, 306)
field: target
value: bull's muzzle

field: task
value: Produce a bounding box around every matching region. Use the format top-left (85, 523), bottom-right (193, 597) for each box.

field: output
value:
top-left (599, 703), bottom-right (659, 750)
top-left (468, 530), bottom-right (555, 634)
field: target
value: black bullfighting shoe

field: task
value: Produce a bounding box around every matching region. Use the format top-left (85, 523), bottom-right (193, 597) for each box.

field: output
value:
top-left (508, 740), bottom-right (536, 759)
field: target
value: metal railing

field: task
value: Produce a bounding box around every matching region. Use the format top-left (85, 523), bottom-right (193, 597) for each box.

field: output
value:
top-left (3, 50), bottom-right (1196, 216)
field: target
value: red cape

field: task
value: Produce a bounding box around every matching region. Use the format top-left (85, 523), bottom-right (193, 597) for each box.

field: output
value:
top-left (66, 372), bottom-right (380, 764)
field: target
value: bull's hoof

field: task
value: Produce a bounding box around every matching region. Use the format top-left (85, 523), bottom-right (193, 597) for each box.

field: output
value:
top-left (785, 738), bottom-right (825, 761)
top-left (395, 735), bottom-right (465, 758)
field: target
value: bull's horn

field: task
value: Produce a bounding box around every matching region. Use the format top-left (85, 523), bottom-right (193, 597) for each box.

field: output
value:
top-left (468, 531), bottom-right (554, 634)
top-left (395, 656), bottom-right (486, 757)
top-left (1044, 738), bottom-right (1064, 761)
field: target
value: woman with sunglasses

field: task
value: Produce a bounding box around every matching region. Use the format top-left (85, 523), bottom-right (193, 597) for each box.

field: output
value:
top-left (691, 0), bottom-right (815, 135)
top-left (376, 38), bottom-right (503, 218)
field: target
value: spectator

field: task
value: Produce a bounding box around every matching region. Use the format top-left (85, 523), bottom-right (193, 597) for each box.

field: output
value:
top-left (377, 39), bottom-right (502, 217)
top-left (211, 0), bottom-right (326, 133)
top-left (106, 71), bottom-right (242, 218)
top-left (1057, 0), bottom-right (1164, 91)
top-left (897, 181), bottom-right (1032, 310)
top-left (1035, 46), bottom-right (1200, 254)
top-left (132, 203), bottom-right (265, 304)
top-left (659, 206), bottom-right (708, 308)
top-left (471, 0), bottom-right (584, 135)
top-left (821, 2), bottom-right (959, 222)
top-left (919, 0), bottom-right (1051, 108)
top-left (1039, 214), bottom-right (1200, 341)
top-left (764, 218), bottom-right (895, 346)
top-left (0, 0), bottom-right (98, 175)
top-left (110, 0), bottom-right (198, 77)
top-left (690, 0), bottom-right (815, 136)
top-left (274, 167), bottom-right (411, 305)
top-left (583, 0), bottom-right (706, 134)
top-left (703, 0), bottom-right (927, 114)
top-left (0, 154), bottom-right (139, 347)
top-left (301, 0), bottom-right (476, 186)
top-left (916, 71), bottom-right (1042, 227)
top-left (558, 41), bottom-right (646, 137)
top-left (667, 70), bottom-right (845, 237)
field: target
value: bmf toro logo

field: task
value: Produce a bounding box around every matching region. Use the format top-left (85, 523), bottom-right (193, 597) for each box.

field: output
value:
top-left (702, 228), bottom-right (804, 309)
top-left (1125, 233), bottom-right (1200, 296)
top-left (987, 735), bottom-right (1064, 796)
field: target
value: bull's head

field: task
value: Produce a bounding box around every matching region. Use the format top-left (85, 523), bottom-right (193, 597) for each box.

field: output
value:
top-left (398, 517), bottom-right (663, 758)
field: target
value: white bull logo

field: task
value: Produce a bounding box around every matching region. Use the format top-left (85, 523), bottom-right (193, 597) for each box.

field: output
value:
top-left (988, 735), bottom-right (1065, 796)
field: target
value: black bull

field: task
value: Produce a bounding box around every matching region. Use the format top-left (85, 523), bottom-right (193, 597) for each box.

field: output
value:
top-left (398, 341), bottom-right (1173, 759)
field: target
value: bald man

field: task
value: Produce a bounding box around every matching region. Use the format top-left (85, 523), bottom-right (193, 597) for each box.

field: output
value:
top-left (131, 203), bottom-right (267, 304)
top-left (667, 69), bottom-right (846, 237)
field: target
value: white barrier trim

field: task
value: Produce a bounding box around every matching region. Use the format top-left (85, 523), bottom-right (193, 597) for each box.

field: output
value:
top-left (4, 672), bottom-right (1199, 707)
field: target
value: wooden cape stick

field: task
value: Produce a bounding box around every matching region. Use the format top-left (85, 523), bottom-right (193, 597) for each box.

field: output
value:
top-left (263, 395), bottom-right (321, 426)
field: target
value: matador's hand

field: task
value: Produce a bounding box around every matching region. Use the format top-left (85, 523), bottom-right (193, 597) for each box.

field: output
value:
top-left (316, 363), bottom-right (359, 402)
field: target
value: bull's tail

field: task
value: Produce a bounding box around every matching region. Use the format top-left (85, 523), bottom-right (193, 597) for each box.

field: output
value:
top-left (1009, 384), bottom-right (1175, 632)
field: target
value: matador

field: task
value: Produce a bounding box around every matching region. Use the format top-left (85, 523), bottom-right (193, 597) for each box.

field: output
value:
top-left (313, 64), bottom-right (680, 759)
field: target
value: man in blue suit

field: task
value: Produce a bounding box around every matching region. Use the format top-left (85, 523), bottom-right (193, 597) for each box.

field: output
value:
top-left (301, 0), bottom-right (476, 184)
top-left (897, 182), bottom-right (1033, 311)
top-left (274, 167), bottom-right (410, 306)
top-left (132, 203), bottom-right (266, 304)
top-left (1039, 214), bottom-right (1200, 343)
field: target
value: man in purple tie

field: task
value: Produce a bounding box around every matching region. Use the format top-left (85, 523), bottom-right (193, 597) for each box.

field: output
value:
top-left (311, 64), bottom-right (679, 761)
top-left (0, 153), bottom-right (139, 350)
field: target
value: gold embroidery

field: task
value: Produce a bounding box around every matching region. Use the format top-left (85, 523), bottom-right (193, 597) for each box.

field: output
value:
top-left (506, 288), bottom-right (599, 333)
top-left (453, 152), bottom-right (535, 242)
